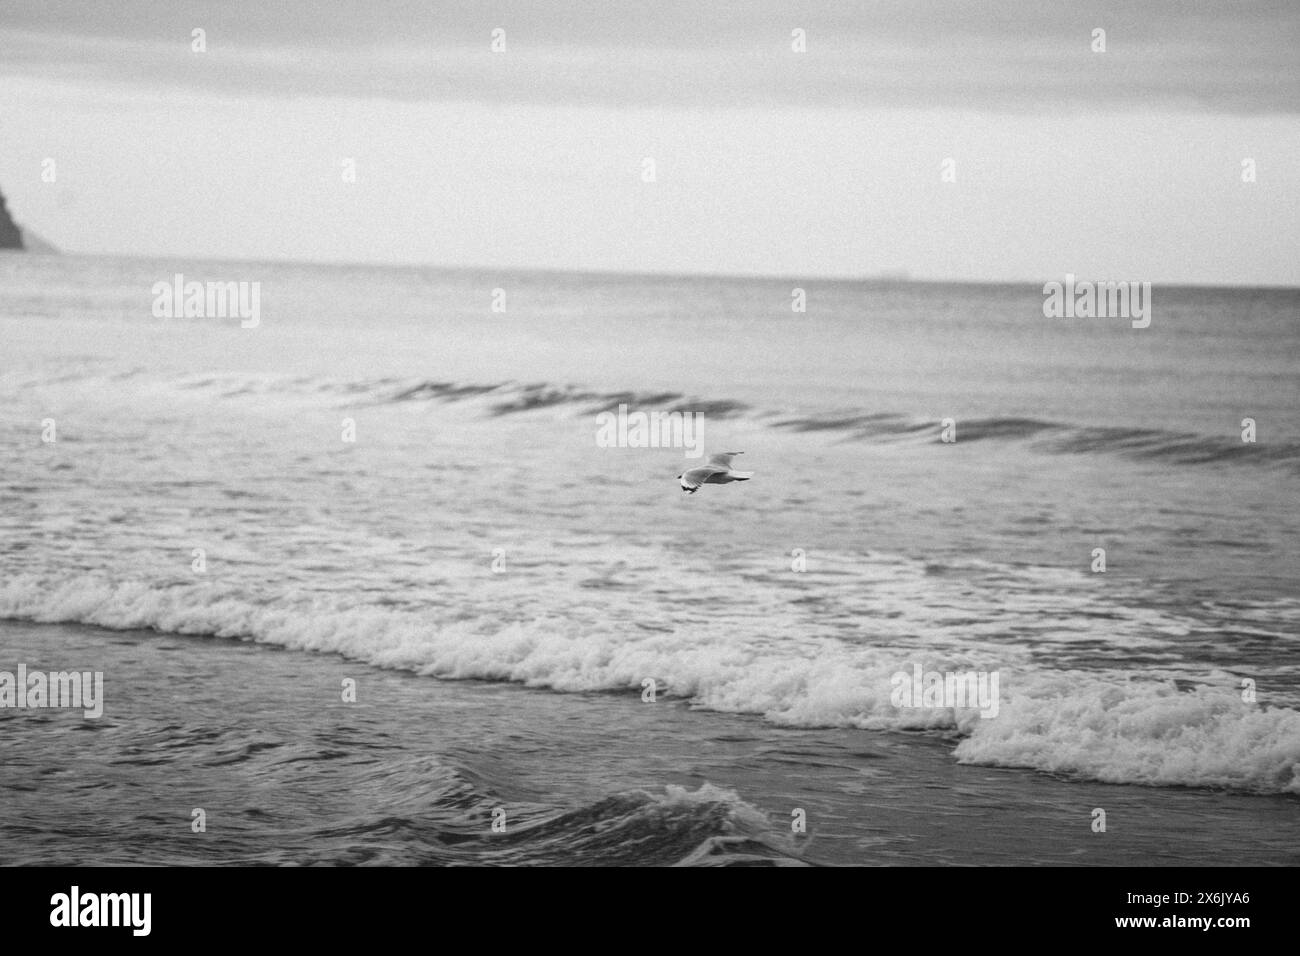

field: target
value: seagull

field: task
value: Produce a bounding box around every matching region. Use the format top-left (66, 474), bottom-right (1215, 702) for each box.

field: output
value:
top-left (677, 452), bottom-right (754, 494)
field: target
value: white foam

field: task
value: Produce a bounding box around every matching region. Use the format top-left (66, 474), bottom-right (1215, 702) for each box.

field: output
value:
top-left (956, 673), bottom-right (1300, 793)
top-left (3, 573), bottom-right (1297, 794)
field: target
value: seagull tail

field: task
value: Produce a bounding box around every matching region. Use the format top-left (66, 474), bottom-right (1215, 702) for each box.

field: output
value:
top-left (730, 471), bottom-right (754, 480)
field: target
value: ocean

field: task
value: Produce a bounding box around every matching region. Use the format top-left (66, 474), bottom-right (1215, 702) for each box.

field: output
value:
top-left (1, 253), bottom-right (1298, 866)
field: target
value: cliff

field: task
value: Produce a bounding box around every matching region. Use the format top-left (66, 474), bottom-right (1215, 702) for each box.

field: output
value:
top-left (0, 188), bottom-right (23, 250)
top-left (0, 187), bottom-right (59, 252)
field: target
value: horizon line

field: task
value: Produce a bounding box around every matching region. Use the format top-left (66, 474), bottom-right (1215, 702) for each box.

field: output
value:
top-left (11, 249), bottom-right (1300, 293)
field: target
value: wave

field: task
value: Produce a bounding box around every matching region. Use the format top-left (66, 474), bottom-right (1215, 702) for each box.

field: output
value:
top-left (3, 574), bottom-right (1297, 795)
top-left (953, 677), bottom-right (1300, 794)
top-left (475, 783), bottom-right (803, 867)
top-left (9, 365), bottom-right (1297, 471)
top-left (1, 724), bottom-right (796, 864)
top-left (115, 370), bottom-right (1300, 471)
top-left (333, 763), bottom-right (799, 866)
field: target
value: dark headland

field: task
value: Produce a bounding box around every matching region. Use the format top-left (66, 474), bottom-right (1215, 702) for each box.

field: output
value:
top-left (0, 188), bottom-right (23, 249)
top-left (0, 186), bottom-right (58, 253)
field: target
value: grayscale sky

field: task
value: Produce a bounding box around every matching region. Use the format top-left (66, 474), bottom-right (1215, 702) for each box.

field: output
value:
top-left (2, 0), bottom-right (1297, 282)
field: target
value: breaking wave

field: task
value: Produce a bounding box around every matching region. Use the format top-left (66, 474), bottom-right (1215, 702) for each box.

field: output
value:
top-left (3, 574), bottom-right (1297, 795)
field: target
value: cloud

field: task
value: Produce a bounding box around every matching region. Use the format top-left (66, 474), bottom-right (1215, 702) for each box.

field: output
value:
top-left (2, 0), bottom-right (1297, 112)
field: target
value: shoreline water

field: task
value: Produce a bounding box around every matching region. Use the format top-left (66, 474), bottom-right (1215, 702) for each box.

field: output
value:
top-left (3, 620), bottom-right (1297, 867)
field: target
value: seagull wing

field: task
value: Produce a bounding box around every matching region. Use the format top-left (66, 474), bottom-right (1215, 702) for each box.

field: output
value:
top-left (679, 466), bottom-right (724, 492)
top-left (707, 453), bottom-right (738, 467)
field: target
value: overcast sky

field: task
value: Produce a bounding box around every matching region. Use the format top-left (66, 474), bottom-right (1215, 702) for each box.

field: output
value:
top-left (2, 0), bottom-right (1297, 282)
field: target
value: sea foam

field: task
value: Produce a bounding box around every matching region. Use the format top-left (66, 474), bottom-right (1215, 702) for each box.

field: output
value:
top-left (3, 573), bottom-right (1296, 794)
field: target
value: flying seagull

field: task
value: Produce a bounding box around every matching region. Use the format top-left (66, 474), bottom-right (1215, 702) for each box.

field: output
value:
top-left (678, 452), bottom-right (754, 494)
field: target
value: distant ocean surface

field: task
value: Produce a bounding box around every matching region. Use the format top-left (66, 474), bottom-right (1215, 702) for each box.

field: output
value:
top-left (2, 254), bottom-right (1298, 866)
